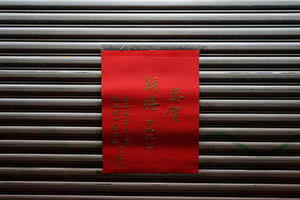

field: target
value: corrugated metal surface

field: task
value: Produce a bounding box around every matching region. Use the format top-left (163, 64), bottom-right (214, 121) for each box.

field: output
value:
top-left (0, 0), bottom-right (300, 199)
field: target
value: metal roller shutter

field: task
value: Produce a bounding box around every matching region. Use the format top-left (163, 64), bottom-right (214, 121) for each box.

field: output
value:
top-left (0, 0), bottom-right (300, 199)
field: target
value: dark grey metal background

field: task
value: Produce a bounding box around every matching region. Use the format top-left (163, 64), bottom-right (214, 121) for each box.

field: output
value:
top-left (0, 0), bottom-right (300, 199)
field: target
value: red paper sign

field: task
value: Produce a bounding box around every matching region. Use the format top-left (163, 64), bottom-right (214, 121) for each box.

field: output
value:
top-left (102, 50), bottom-right (199, 173)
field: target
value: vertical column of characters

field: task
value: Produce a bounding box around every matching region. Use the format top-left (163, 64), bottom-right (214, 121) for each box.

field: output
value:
top-left (112, 96), bottom-right (122, 168)
top-left (143, 75), bottom-right (160, 150)
top-left (112, 96), bottom-right (131, 168)
top-left (122, 96), bottom-right (130, 148)
top-left (166, 88), bottom-right (184, 122)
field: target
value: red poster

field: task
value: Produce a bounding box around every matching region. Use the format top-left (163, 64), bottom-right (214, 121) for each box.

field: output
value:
top-left (102, 50), bottom-right (199, 173)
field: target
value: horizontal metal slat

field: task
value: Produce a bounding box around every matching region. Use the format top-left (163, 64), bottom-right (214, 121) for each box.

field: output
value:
top-left (0, 126), bottom-right (100, 140)
top-left (201, 100), bottom-right (300, 112)
top-left (0, 181), bottom-right (299, 197)
top-left (1, 42), bottom-right (300, 53)
top-left (1, 99), bottom-right (300, 112)
top-left (0, 98), bottom-right (101, 111)
top-left (200, 57), bottom-right (300, 66)
top-left (1, 85), bottom-right (300, 97)
top-left (199, 127), bottom-right (300, 142)
top-left (0, 27), bottom-right (300, 39)
top-left (1, 13), bottom-right (300, 24)
top-left (200, 156), bottom-right (300, 169)
top-left (0, 112), bottom-right (100, 126)
top-left (0, 168), bottom-right (299, 184)
top-left (1, 56), bottom-right (300, 67)
top-left (201, 114), bottom-right (300, 126)
top-left (0, 126), bottom-right (300, 142)
top-left (199, 142), bottom-right (300, 155)
top-left (199, 85), bottom-right (300, 98)
top-left (0, 113), bottom-right (299, 127)
top-left (0, 70), bottom-right (100, 81)
top-left (0, 0), bottom-right (300, 10)
top-left (0, 154), bottom-right (101, 167)
top-left (0, 140), bottom-right (101, 154)
top-left (0, 140), bottom-right (299, 155)
top-left (0, 154), bottom-right (299, 169)
top-left (0, 195), bottom-right (298, 200)
top-left (0, 56), bottom-right (99, 67)
top-left (2, 71), bottom-right (300, 82)
top-left (0, 84), bottom-right (100, 96)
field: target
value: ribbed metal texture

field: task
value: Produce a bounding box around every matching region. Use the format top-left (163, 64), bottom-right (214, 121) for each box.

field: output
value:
top-left (0, 0), bottom-right (300, 199)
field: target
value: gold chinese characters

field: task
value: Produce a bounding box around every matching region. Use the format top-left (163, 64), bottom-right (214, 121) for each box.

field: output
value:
top-left (166, 87), bottom-right (184, 122)
top-left (144, 75), bottom-right (159, 150)
top-left (112, 95), bottom-right (131, 168)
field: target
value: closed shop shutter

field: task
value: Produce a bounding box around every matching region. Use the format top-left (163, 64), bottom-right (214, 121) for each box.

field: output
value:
top-left (0, 0), bottom-right (300, 199)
